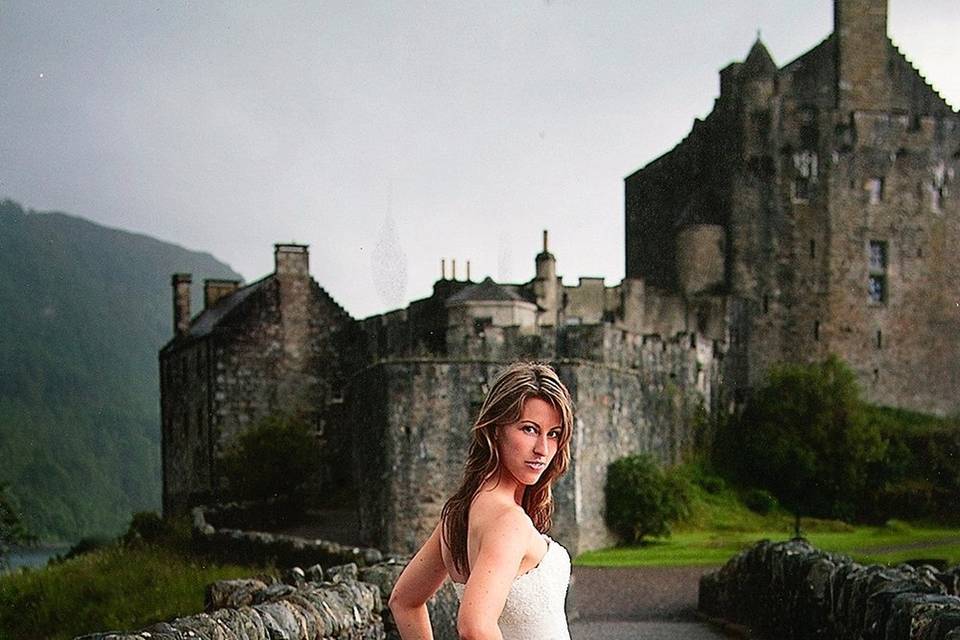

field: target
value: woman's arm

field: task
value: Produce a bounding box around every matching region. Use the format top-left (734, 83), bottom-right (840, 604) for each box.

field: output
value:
top-left (389, 522), bottom-right (448, 640)
top-left (456, 509), bottom-right (529, 640)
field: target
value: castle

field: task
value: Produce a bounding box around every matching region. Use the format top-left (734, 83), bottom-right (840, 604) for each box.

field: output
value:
top-left (160, 0), bottom-right (959, 555)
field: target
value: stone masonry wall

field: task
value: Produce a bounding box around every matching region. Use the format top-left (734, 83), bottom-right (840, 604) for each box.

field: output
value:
top-left (349, 357), bottom-right (711, 556)
top-left (700, 538), bottom-right (960, 640)
top-left (826, 111), bottom-right (960, 415)
top-left (75, 559), bottom-right (461, 640)
top-left (555, 359), bottom-right (709, 552)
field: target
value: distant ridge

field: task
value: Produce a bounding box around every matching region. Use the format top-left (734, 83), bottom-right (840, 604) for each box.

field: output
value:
top-left (0, 199), bottom-right (241, 542)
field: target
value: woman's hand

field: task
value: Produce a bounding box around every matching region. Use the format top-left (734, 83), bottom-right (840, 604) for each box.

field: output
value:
top-left (389, 522), bottom-right (448, 640)
top-left (455, 507), bottom-right (529, 640)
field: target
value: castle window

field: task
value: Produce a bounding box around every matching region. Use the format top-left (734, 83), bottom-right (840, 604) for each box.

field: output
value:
top-left (814, 320), bottom-right (820, 341)
top-left (809, 239), bottom-right (816, 259)
top-left (792, 151), bottom-right (818, 203)
top-left (867, 177), bottom-right (884, 204)
top-left (868, 240), bottom-right (888, 304)
top-left (762, 295), bottom-right (769, 314)
top-left (876, 330), bottom-right (883, 349)
top-left (868, 275), bottom-right (886, 303)
top-left (931, 166), bottom-right (946, 213)
top-left (473, 316), bottom-right (492, 336)
top-left (869, 241), bottom-right (887, 271)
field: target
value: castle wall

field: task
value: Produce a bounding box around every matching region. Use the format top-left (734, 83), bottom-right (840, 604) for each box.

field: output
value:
top-left (162, 271), bottom-right (358, 516)
top-left (826, 111), bottom-right (960, 415)
top-left (348, 361), bottom-right (492, 552)
top-left (555, 360), bottom-right (708, 552)
top-left (562, 277), bottom-right (611, 324)
top-left (160, 339), bottom-right (215, 513)
top-left (350, 348), bottom-right (717, 556)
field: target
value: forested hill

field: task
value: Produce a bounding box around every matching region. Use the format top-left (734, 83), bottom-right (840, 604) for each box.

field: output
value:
top-left (0, 199), bottom-right (242, 542)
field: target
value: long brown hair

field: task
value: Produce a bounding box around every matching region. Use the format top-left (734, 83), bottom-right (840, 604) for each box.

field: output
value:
top-left (440, 361), bottom-right (574, 577)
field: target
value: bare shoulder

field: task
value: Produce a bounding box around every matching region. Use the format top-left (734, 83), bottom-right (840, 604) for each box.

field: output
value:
top-left (472, 499), bottom-right (533, 546)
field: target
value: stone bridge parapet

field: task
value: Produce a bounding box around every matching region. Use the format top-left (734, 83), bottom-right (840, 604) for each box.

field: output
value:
top-left (699, 538), bottom-right (960, 639)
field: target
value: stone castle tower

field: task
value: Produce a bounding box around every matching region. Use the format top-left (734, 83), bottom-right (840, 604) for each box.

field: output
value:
top-left (625, 0), bottom-right (959, 414)
top-left (161, 0), bottom-right (958, 555)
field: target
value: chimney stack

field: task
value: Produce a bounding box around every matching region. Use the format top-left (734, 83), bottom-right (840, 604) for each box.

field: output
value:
top-left (441, 258), bottom-right (447, 280)
top-left (172, 273), bottom-right (192, 336)
top-left (274, 244), bottom-right (309, 277)
top-left (204, 279), bottom-right (242, 309)
top-left (834, 0), bottom-right (890, 112)
top-left (466, 260), bottom-right (471, 281)
top-left (452, 258), bottom-right (457, 280)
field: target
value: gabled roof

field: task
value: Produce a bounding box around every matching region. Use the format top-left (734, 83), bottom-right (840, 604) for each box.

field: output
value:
top-left (446, 276), bottom-right (526, 304)
top-left (161, 276), bottom-right (271, 352)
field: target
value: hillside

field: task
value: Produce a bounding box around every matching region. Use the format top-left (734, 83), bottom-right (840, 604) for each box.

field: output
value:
top-left (0, 199), bottom-right (242, 541)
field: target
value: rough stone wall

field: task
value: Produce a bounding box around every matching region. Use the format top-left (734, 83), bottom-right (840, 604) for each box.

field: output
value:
top-left (161, 338), bottom-right (216, 514)
top-left (555, 360), bottom-right (707, 552)
top-left (162, 267), bottom-right (358, 515)
top-left (74, 568), bottom-right (387, 640)
top-left (348, 361), bottom-right (493, 553)
top-left (624, 10), bottom-right (960, 414)
top-left (349, 356), bottom-right (712, 556)
top-left (825, 111), bottom-right (960, 414)
top-left (700, 538), bottom-right (960, 640)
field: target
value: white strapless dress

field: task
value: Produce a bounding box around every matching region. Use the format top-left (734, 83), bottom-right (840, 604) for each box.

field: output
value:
top-left (452, 535), bottom-right (571, 640)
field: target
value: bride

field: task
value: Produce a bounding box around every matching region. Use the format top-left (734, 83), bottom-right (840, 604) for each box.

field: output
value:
top-left (388, 361), bottom-right (574, 640)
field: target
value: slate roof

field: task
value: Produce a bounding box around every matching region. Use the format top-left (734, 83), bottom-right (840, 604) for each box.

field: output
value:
top-left (446, 277), bottom-right (527, 304)
top-left (161, 276), bottom-right (271, 352)
top-left (741, 38), bottom-right (777, 78)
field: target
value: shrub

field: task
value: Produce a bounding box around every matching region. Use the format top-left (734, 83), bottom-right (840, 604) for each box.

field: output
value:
top-left (717, 355), bottom-right (886, 523)
top-left (221, 412), bottom-right (320, 503)
top-left (742, 488), bottom-right (778, 515)
top-left (604, 454), bottom-right (691, 544)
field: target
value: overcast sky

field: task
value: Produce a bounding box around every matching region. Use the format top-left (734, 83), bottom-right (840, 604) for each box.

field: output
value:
top-left (2, 1), bottom-right (958, 318)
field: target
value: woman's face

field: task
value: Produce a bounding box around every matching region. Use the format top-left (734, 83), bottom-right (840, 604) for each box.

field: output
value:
top-left (496, 396), bottom-right (562, 486)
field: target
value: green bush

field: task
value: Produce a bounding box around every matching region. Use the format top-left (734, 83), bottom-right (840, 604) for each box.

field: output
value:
top-left (743, 488), bottom-right (778, 515)
top-left (717, 355), bottom-right (886, 522)
top-left (858, 410), bottom-right (960, 523)
top-left (604, 454), bottom-right (691, 544)
top-left (221, 412), bottom-right (320, 503)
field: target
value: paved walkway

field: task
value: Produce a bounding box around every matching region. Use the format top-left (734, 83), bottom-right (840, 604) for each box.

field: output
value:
top-left (568, 565), bottom-right (732, 638)
top-left (571, 620), bottom-right (732, 639)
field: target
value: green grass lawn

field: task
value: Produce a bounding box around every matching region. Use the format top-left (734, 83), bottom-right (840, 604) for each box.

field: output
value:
top-left (575, 521), bottom-right (960, 567)
top-left (577, 461), bottom-right (960, 568)
top-left (0, 544), bottom-right (259, 640)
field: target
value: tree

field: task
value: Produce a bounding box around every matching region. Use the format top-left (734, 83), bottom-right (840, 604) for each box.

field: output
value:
top-left (604, 454), bottom-right (690, 544)
top-left (1, 483), bottom-right (33, 569)
top-left (723, 355), bottom-right (885, 529)
top-left (221, 412), bottom-right (320, 503)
